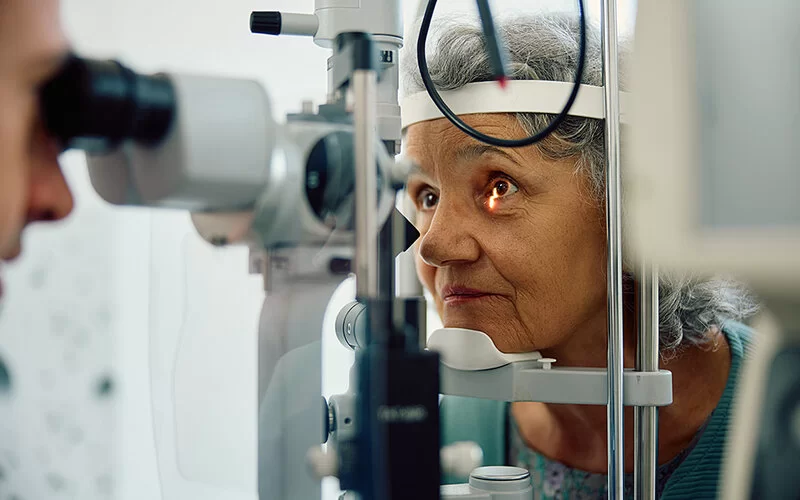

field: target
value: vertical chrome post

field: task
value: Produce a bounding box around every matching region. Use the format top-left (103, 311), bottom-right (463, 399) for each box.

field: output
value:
top-left (601, 0), bottom-right (624, 497)
top-left (353, 69), bottom-right (379, 298)
top-left (635, 263), bottom-right (659, 499)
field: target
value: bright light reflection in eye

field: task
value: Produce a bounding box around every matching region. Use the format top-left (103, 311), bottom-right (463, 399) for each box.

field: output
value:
top-left (488, 187), bottom-right (500, 210)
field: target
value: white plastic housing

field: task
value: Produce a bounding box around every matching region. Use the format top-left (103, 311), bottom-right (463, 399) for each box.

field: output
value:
top-left (88, 74), bottom-right (276, 212)
top-left (280, 13), bottom-right (319, 36)
top-left (249, 121), bottom-right (353, 250)
top-left (313, 0), bottom-right (403, 48)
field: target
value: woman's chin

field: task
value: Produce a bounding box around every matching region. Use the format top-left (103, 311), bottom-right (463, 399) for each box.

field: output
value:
top-left (440, 319), bottom-right (526, 353)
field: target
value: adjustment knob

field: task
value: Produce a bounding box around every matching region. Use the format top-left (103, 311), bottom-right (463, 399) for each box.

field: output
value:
top-left (307, 446), bottom-right (339, 479)
top-left (323, 397), bottom-right (332, 443)
top-left (441, 441), bottom-right (484, 478)
top-left (469, 466), bottom-right (532, 497)
top-left (250, 11), bottom-right (282, 35)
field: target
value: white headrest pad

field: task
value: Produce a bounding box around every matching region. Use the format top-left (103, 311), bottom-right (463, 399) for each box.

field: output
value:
top-left (427, 327), bottom-right (541, 371)
top-left (401, 80), bottom-right (630, 130)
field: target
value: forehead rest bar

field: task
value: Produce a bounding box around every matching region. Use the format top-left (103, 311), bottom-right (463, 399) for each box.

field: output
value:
top-left (401, 80), bottom-right (630, 131)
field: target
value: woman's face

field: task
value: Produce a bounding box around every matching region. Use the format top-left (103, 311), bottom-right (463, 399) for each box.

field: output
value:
top-left (404, 114), bottom-right (608, 353)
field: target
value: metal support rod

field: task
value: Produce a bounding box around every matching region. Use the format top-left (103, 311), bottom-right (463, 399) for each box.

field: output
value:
top-left (600, 0), bottom-right (624, 497)
top-left (634, 263), bottom-right (659, 499)
top-left (378, 201), bottom-right (397, 301)
top-left (354, 69), bottom-right (379, 298)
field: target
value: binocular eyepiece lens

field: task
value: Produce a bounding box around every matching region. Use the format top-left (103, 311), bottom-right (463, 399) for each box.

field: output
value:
top-left (40, 55), bottom-right (176, 152)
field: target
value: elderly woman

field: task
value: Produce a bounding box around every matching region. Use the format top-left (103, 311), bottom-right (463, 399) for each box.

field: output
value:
top-left (400, 14), bottom-right (758, 499)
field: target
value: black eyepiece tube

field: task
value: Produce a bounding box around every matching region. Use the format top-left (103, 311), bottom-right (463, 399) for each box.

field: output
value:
top-left (40, 55), bottom-right (176, 152)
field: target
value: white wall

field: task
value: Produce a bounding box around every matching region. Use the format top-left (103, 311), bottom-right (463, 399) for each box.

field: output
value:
top-left (0, 152), bottom-right (120, 499)
top-left (62, 2), bottom-right (333, 499)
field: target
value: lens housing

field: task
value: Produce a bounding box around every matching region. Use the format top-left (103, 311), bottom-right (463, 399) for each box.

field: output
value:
top-left (40, 55), bottom-right (176, 152)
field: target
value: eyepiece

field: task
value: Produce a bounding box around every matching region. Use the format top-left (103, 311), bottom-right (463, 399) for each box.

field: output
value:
top-left (40, 55), bottom-right (176, 152)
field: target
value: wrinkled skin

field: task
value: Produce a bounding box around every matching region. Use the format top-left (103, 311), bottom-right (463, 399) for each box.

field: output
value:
top-left (405, 114), bottom-right (608, 356)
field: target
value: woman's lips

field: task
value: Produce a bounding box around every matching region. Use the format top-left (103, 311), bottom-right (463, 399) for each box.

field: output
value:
top-left (441, 286), bottom-right (497, 305)
top-left (443, 293), bottom-right (495, 305)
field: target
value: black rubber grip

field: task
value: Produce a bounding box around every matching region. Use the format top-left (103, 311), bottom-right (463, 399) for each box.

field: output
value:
top-left (250, 11), bottom-right (281, 35)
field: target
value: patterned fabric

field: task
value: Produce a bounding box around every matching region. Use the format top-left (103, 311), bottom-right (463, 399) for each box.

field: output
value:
top-left (507, 412), bottom-right (707, 499)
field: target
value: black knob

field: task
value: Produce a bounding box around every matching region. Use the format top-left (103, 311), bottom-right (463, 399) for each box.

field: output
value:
top-left (322, 397), bottom-right (330, 443)
top-left (250, 11), bottom-right (282, 35)
top-left (40, 55), bottom-right (175, 152)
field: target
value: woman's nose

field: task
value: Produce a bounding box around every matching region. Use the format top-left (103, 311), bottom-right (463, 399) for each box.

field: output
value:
top-left (417, 202), bottom-right (481, 268)
top-left (27, 134), bottom-right (74, 223)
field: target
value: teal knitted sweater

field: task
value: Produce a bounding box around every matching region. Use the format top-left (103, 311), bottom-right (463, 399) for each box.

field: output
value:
top-left (440, 321), bottom-right (754, 499)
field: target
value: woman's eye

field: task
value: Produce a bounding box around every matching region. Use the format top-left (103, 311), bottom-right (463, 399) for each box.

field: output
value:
top-left (485, 178), bottom-right (519, 209)
top-left (417, 190), bottom-right (439, 210)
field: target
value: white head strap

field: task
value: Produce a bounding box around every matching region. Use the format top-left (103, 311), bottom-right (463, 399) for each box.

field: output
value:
top-left (401, 80), bottom-right (630, 130)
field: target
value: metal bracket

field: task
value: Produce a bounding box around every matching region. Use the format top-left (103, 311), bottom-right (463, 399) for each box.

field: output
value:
top-left (440, 362), bottom-right (673, 406)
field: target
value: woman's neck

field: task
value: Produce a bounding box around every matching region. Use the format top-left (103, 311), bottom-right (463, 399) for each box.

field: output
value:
top-left (511, 291), bottom-right (732, 474)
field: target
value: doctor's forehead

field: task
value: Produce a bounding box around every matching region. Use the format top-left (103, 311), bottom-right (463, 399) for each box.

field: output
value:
top-left (0, 0), bottom-right (67, 68)
top-left (0, 0), bottom-right (63, 40)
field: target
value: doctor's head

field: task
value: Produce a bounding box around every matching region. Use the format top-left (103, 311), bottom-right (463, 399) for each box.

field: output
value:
top-left (0, 0), bottom-right (73, 266)
top-left (400, 14), bottom-right (756, 359)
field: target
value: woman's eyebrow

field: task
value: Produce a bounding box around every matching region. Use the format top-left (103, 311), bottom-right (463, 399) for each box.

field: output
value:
top-left (454, 143), bottom-right (547, 185)
top-left (406, 170), bottom-right (436, 187)
top-left (455, 143), bottom-right (520, 166)
top-left (400, 154), bottom-right (436, 180)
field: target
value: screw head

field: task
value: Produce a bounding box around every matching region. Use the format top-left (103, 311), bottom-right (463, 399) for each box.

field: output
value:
top-left (537, 358), bottom-right (557, 370)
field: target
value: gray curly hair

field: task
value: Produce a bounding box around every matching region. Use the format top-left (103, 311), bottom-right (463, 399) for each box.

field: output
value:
top-left (401, 13), bottom-right (759, 352)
